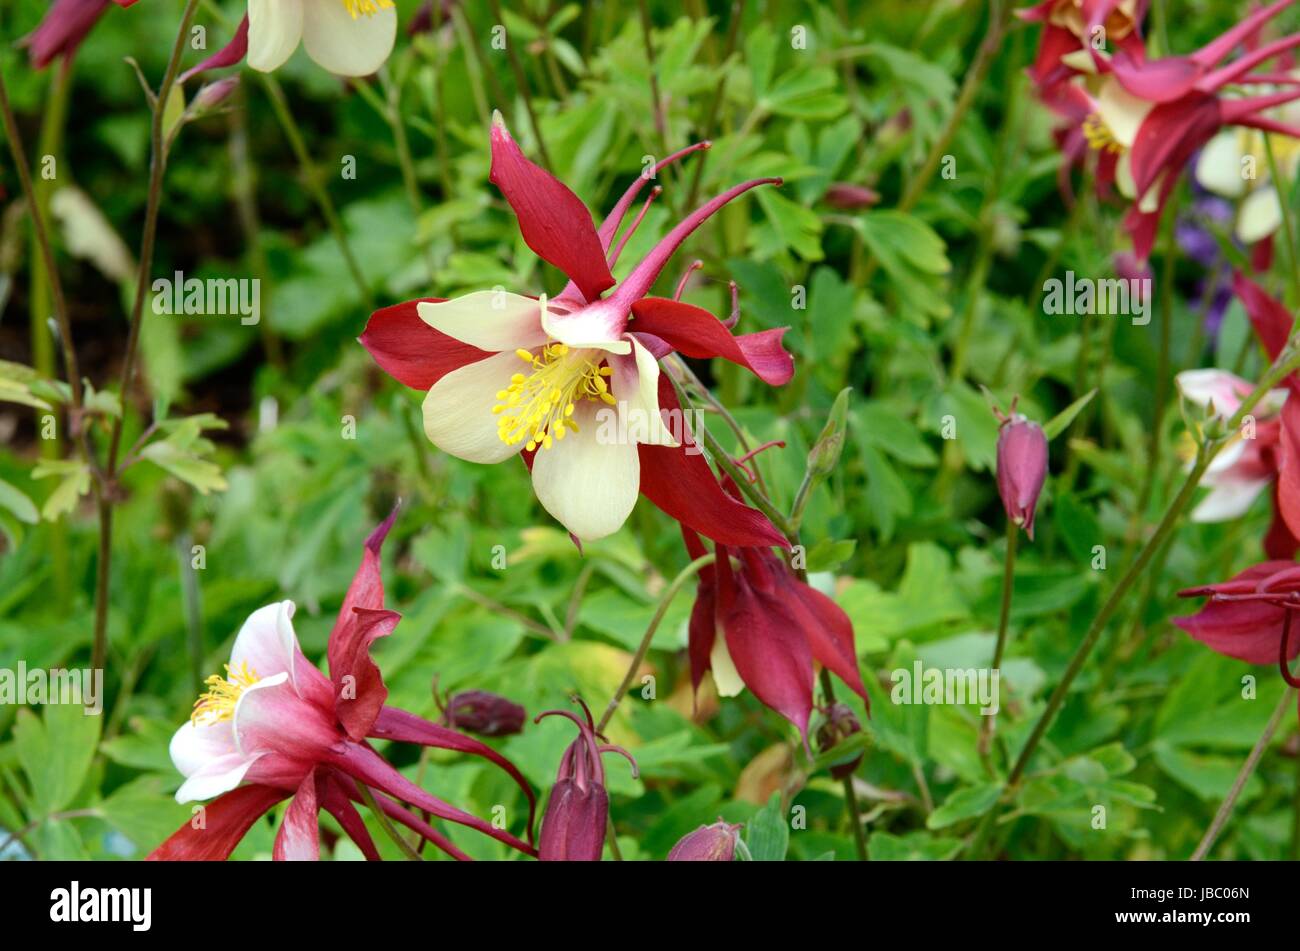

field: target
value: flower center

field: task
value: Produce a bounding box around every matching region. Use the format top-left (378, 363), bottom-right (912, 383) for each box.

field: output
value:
top-left (1082, 113), bottom-right (1123, 154)
top-left (341, 0), bottom-right (393, 18)
top-left (191, 661), bottom-right (260, 726)
top-left (493, 343), bottom-right (616, 451)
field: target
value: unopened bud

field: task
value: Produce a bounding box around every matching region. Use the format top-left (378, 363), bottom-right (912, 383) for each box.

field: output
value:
top-left (815, 702), bottom-right (864, 780)
top-left (667, 820), bottom-right (742, 861)
top-left (996, 416), bottom-right (1048, 540)
top-left (442, 690), bottom-right (526, 737)
top-left (824, 183), bottom-right (880, 210)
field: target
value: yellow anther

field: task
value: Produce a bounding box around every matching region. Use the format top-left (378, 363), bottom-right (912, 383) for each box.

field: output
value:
top-left (494, 341), bottom-right (612, 450)
top-left (190, 660), bottom-right (260, 727)
top-left (342, 0), bottom-right (394, 18)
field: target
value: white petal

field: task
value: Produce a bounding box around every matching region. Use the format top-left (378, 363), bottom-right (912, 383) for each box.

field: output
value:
top-left (1195, 132), bottom-right (1247, 198)
top-left (1237, 186), bottom-right (1282, 244)
top-left (300, 0), bottom-right (397, 77)
top-left (542, 300), bottom-right (632, 354)
top-left (1205, 436), bottom-right (1247, 476)
top-left (174, 753), bottom-right (258, 803)
top-left (169, 719), bottom-right (238, 778)
top-left (247, 0), bottom-right (305, 73)
top-left (417, 291), bottom-right (547, 352)
top-left (423, 351), bottom-right (526, 464)
top-left (530, 400), bottom-right (640, 541)
top-left (230, 601), bottom-right (300, 688)
top-left (1096, 78), bottom-right (1152, 149)
top-left (608, 337), bottom-right (678, 447)
top-left (710, 632), bottom-right (745, 698)
top-left (1176, 368), bottom-right (1251, 415)
top-left (1115, 151), bottom-right (1137, 200)
top-left (1191, 476), bottom-right (1271, 522)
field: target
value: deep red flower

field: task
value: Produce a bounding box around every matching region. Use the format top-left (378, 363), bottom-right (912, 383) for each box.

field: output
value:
top-left (681, 470), bottom-right (866, 744)
top-left (1175, 561), bottom-right (1300, 720)
top-left (535, 698), bottom-right (636, 862)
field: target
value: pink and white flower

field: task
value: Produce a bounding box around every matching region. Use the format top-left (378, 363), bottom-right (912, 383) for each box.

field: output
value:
top-left (150, 511), bottom-right (537, 861)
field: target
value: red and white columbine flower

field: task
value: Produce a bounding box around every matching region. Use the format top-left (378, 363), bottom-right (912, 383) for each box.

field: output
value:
top-left (150, 512), bottom-right (537, 861)
top-left (1177, 367), bottom-right (1288, 525)
top-left (1029, 0), bottom-right (1300, 259)
top-left (362, 113), bottom-right (794, 547)
top-left (184, 1), bottom-right (398, 81)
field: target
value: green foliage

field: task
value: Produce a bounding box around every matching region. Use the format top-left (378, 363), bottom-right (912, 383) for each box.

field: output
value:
top-left (0, 0), bottom-right (1297, 863)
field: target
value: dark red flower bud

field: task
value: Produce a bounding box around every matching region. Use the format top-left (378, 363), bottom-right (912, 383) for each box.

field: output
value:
top-left (20, 0), bottom-right (111, 70)
top-left (815, 702), bottom-right (865, 780)
top-left (442, 690), bottom-right (526, 737)
top-left (824, 183), bottom-right (880, 210)
top-left (536, 698), bottom-right (637, 862)
top-left (996, 416), bottom-right (1048, 540)
top-left (667, 820), bottom-right (742, 861)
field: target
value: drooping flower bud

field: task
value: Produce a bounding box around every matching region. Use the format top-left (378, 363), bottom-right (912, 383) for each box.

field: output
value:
top-left (995, 410), bottom-right (1049, 540)
top-left (442, 689), bottom-right (526, 737)
top-left (536, 698), bottom-right (637, 862)
top-left (667, 820), bottom-right (742, 861)
top-left (815, 702), bottom-right (865, 780)
top-left (824, 183), bottom-right (880, 210)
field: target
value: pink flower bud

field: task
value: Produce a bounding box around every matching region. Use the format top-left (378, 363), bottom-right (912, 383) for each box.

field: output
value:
top-left (442, 689), bottom-right (526, 737)
top-left (667, 820), bottom-right (742, 861)
top-left (996, 417), bottom-right (1049, 539)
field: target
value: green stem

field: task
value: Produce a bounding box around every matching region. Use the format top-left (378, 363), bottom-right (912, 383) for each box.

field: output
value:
top-left (260, 73), bottom-right (373, 309)
top-left (355, 780), bottom-right (423, 861)
top-left (1190, 687), bottom-right (1295, 861)
top-left (1002, 344), bottom-right (1300, 796)
top-left (1136, 206), bottom-right (1179, 517)
top-left (488, 0), bottom-right (553, 171)
top-left (1263, 136), bottom-right (1300, 308)
top-left (595, 553), bottom-right (715, 733)
top-left (897, 0), bottom-right (1010, 214)
top-left (980, 520), bottom-right (1019, 760)
top-left (92, 0), bottom-right (200, 674)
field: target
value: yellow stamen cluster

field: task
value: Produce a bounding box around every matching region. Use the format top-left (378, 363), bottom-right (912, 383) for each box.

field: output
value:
top-left (493, 343), bottom-right (616, 451)
top-left (1082, 113), bottom-right (1123, 154)
top-left (342, 0), bottom-right (394, 19)
top-left (191, 661), bottom-right (260, 727)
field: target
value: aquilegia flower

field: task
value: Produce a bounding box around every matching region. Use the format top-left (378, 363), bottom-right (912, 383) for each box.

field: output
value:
top-left (1029, 0), bottom-right (1300, 258)
top-left (1175, 562), bottom-right (1300, 717)
top-left (361, 113), bottom-right (793, 546)
top-left (186, 0), bottom-right (398, 80)
top-left (1017, 0), bottom-right (1147, 91)
top-left (20, 0), bottom-right (137, 69)
top-left (150, 512), bottom-right (537, 861)
top-left (1176, 366), bottom-right (1292, 556)
top-left (681, 465), bottom-right (866, 744)
top-left (536, 698), bottom-right (637, 862)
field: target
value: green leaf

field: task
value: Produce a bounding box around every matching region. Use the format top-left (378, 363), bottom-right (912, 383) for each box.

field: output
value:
top-left (0, 477), bottom-right (39, 524)
top-left (31, 459), bottom-right (92, 521)
top-left (745, 792), bottom-right (790, 861)
top-left (927, 783), bottom-right (1002, 829)
top-left (1043, 389), bottom-right (1097, 440)
top-left (14, 703), bottom-right (102, 816)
